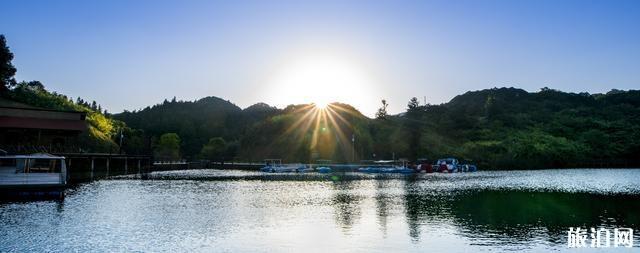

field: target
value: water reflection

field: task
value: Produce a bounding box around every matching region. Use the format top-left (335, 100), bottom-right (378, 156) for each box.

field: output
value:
top-left (331, 180), bottom-right (363, 233)
top-left (404, 181), bottom-right (450, 241)
top-left (2, 169), bottom-right (640, 252)
top-left (447, 191), bottom-right (640, 245)
top-left (375, 180), bottom-right (392, 237)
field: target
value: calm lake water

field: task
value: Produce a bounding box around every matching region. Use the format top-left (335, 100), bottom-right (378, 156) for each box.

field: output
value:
top-left (2, 169), bottom-right (640, 252)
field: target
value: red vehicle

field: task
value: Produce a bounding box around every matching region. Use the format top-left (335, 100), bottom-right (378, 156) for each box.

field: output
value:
top-left (416, 159), bottom-right (433, 173)
top-left (438, 162), bottom-right (449, 173)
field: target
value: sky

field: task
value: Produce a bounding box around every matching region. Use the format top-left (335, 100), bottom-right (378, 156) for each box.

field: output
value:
top-left (1, 0), bottom-right (639, 116)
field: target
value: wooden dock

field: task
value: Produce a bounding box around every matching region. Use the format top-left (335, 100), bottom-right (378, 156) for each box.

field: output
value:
top-left (54, 153), bottom-right (152, 182)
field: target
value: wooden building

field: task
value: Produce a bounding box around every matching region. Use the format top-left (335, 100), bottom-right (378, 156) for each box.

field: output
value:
top-left (0, 98), bottom-right (86, 154)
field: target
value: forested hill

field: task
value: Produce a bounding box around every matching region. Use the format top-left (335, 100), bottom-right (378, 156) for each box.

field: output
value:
top-left (408, 87), bottom-right (640, 169)
top-left (4, 32), bottom-right (636, 169)
top-left (2, 34), bottom-right (639, 169)
top-left (114, 97), bottom-right (281, 156)
top-left (238, 102), bottom-right (372, 162)
top-left (113, 87), bottom-right (640, 169)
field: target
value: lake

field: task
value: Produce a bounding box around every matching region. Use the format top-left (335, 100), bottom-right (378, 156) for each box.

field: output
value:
top-left (1, 169), bottom-right (640, 252)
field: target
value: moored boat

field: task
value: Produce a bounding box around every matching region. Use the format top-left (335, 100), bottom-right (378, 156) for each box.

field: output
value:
top-left (0, 153), bottom-right (68, 199)
top-left (434, 158), bottom-right (478, 173)
top-left (416, 158), bottom-right (433, 173)
top-left (358, 160), bottom-right (414, 174)
top-left (315, 160), bottom-right (332, 173)
top-left (260, 159), bottom-right (313, 173)
top-left (316, 167), bottom-right (332, 173)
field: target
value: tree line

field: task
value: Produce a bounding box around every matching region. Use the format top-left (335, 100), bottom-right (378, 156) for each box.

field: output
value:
top-left (2, 34), bottom-right (639, 169)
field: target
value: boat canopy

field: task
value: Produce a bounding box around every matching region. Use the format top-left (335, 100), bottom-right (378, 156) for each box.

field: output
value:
top-left (436, 158), bottom-right (458, 164)
top-left (0, 153), bottom-right (65, 160)
top-left (373, 160), bottom-right (395, 164)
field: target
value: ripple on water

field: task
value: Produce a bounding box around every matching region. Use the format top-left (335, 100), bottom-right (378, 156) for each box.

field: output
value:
top-left (1, 169), bottom-right (639, 253)
top-left (139, 168), bottom-right (640, 195)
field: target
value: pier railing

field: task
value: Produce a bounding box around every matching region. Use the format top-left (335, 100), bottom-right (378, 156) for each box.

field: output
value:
top-left (54, 153), bottom-right (153, 183)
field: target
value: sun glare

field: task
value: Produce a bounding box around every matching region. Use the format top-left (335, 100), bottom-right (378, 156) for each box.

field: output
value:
top-left (277, 101), bottom-right (360, 161)
top-left (314, 101), bottom-right (329, 109)
top-left (264, 52), bottom-right (377, 113)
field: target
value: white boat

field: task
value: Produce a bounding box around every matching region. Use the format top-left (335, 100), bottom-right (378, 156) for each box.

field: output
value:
top-left (434, 158), bottom-right (478, 172)
top-left (260, 159), bottom-right (309, 173)
top-left (358, 160), bottom-right (414, 174)
top-left (0, 153), bottom-right (68, 198)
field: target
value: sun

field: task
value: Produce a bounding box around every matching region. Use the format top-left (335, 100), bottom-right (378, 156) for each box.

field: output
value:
top-left (314, 100), bottom-right (329, 109)
top-left (264, 52), bottom-right (376, 112)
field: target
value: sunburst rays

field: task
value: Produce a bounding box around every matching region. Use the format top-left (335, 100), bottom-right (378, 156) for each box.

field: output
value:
top-left (270, 103), bottom-right (358, 162)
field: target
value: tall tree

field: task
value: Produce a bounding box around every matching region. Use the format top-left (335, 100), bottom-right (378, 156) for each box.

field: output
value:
top-left (24, 80), bottom-right (44, 90)
top-left (0, 35), bottom-right (17, 93)
top-left (405, 97), bottom-right (422, 160)
top-left (200, 137), bottom-right (227, 162)
top-left (154, 133), bottom-right (181, 161)
top-left (407, 97), bottom-right (420, 112)
top-left (376, 99), bottom-right (389, 119)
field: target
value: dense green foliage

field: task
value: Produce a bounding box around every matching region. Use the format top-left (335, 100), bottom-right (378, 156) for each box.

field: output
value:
top-left (154, 133), bottom-right (181, 160)
top-left (114, 97), bottom-right (278, 159)
top-left (200, 137), bottom-right (227, 162)
top-left (4, 81), bottom-right (122, 152)
top-left (0, 35), bottom-right (17, 93)
top-left (237, 103), bottom-right (374, 162)
top-left (114, 87), bottom-right (640, 169)
top-left (0, 35), bottom-right (141, 154)
top-left (2, 35), bottom-right (638, 168)
top-left (5, 81), bottom-right (639, 169)
top-left (402, 87), bottom-right (640, 169)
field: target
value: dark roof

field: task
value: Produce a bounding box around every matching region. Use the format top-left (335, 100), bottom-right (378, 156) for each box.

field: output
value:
top-left (0, 97), bottom-right (84, 113)
top-left (0, 98), bottom-right (86, 132)
top-left (0, 116), bottom-right (86, 131)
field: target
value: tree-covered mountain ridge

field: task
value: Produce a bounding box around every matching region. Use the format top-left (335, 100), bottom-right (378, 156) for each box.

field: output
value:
top-left (4, 33), bottom-right (637, 169)
top-left (113, 87), bottom-right (640, 169)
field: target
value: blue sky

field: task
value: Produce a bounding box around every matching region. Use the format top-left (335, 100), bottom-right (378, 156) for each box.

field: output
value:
top-left (1, 0), bottom-right (639, 116)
